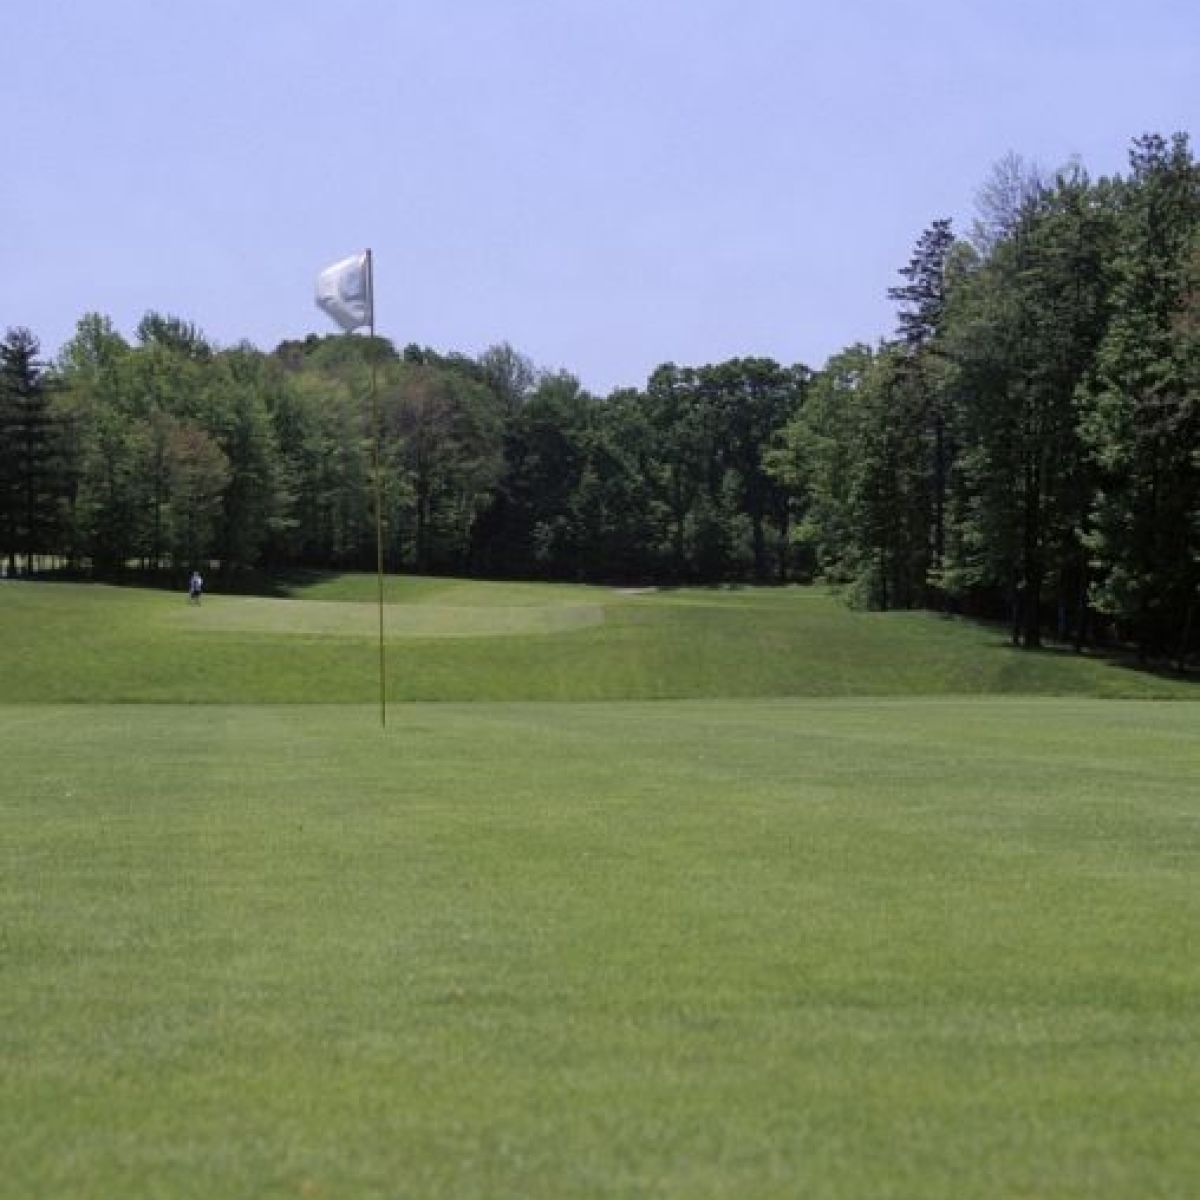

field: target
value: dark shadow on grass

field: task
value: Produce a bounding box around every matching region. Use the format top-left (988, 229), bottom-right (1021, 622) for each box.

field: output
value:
top-left (966, 618), bottom-right (1197, 688)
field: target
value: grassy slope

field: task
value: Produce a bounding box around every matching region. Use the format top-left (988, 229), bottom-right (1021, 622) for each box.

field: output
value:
top-left (3, 699), bottom-right (1197, 1199)
top-left (1, 577), bottom-right (1192, 702)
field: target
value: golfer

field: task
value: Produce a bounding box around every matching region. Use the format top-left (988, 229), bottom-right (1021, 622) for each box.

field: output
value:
top-left (188, 571), bottom-right (204, 605)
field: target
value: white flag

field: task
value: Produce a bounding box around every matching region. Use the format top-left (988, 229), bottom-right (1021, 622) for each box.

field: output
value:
top-left (315, 251), bottom-right (372, 332)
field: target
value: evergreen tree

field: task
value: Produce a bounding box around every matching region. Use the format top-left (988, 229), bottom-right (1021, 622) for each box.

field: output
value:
top-left (889, 218), bottom-right (955, 350)
top-left (0, 328), bottom-right (59, 573)
top-left (888, 219), bottom-right (957, 597)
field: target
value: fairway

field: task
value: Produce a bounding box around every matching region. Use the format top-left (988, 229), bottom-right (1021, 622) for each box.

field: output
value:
top-left (9, 0), bottom-right (1198, 1192)
top-left (2, 579), bottom-right (1198, 1198)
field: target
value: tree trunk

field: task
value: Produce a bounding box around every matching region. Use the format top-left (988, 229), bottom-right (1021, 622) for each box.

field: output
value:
top-left (751, 509), bottom-right (767, 582)
top-left (776, 505), bottom-right (790, 583)
top-left (1022, 567), bottom-right (1043, 648)
top-left (1176, 601), bottom-right (1195, 673)
top-left (932, 410), bottom-right (946, 611)
top-left (1021, 459), bottom-right (1043, 648)
top-left (1010, 571), bottom-right (1021, 647)
top-left (1073, 569), bottom-right (1090, 652)
top-left (414, 481), bottom-right (431, 574)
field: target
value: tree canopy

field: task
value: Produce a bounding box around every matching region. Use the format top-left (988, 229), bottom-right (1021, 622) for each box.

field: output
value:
top-left (3, 132), bottom-right (1195, 666)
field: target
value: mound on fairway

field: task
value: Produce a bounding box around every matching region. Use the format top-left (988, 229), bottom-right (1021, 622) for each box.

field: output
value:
top-left (0, 575), bottom-right (1192, 703)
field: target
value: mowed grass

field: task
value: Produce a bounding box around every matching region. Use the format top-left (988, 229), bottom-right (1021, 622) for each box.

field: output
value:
top-left (3, 576), bottom-right (1197, 1196)
top-left (2, 699), bottom-right (1198, 1199)
top-left (0, 576), bottom-right (1193, 701)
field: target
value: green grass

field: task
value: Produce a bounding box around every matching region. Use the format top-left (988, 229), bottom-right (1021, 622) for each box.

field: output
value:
top-left (3, 699), bottom-right (1198, 1198)
top-left (2, 575), bottom-right (1196, 1196)
top-left (0, 576), bottom-right (1192, 701)
top-left (280, 572), bottom-right (620, 607)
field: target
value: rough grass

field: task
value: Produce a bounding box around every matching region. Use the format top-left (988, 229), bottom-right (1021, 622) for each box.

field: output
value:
top-left (0, 577), bottom-right (1192, 702)
top-left (2, 699), bottom-right (1197, 1199)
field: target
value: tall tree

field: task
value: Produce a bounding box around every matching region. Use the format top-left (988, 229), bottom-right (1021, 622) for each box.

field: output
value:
top-left (888, 219), bottom-right (957, 594)
top-left (74, 403), bottom-right (149, 577)
top-left (1083, 133), bottom-right (1199, 663)
top-left (54, 314), bottom-right (133, 571)
top-left (771, 344), bottom-right (929, 607)
top-left (568, 388), bottom-right (657, 581)
top-left (945, 167), bottom-right (1118, 647)
top-left (388, 361), bottom-right (504, 573)
top-left (210, 346), bottom-right (290, 573)
top-left (0, 328), bottom-right (59, 573)
top-left (643, 364), bottom-right (710, 579)
top-left (475, 371), bottom-right (594, 578)
top-left (853, 349), bottom-right (935, 609)
top-left (163, 419), bottom-right (232, 570)
top-left (700, 358), bottom-right (805, 581)
top-left (477, 342), bottom-right (537, 418)
top-left (769, 344), bottom-right (876, 587)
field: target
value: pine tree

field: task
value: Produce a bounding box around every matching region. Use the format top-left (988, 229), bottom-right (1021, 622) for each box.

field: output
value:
top-left (888, 219), bottom-right (957, 599)
top-left (0, 328), bottom-right (59, 573)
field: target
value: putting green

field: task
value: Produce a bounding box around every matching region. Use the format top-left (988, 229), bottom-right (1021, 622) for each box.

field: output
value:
top-left (167, 595), bottom-right (607, 638)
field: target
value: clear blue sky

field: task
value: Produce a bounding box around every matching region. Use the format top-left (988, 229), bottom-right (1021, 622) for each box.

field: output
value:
top-left (4, 0), bottom-right (1196, 393)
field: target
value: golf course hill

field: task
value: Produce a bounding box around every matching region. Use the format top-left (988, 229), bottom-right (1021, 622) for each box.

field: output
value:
top-left (2, 574), bottom-right (1191, 703)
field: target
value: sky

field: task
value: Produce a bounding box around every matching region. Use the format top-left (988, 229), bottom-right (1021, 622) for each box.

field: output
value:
top-left (3, 0), bottom-right (1196, 394)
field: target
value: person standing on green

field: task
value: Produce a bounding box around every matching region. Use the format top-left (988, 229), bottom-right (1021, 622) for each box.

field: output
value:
top-left (188, 571), bottom-right (203, 605)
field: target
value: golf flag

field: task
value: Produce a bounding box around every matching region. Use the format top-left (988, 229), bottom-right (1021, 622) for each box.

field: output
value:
top-left (316, 251), bottom-right (372, 332)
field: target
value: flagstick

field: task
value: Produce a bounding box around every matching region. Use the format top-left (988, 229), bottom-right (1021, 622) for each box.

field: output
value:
top-left (367, 247), bottom-right (386, 729)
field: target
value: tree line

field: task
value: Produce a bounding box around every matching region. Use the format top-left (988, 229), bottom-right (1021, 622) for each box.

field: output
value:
top-left (2, 133), bottom-right (1195, 665)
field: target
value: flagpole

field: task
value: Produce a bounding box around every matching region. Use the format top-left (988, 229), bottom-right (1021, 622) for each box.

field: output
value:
top-left (367, 247), bottom-right (386, 728)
